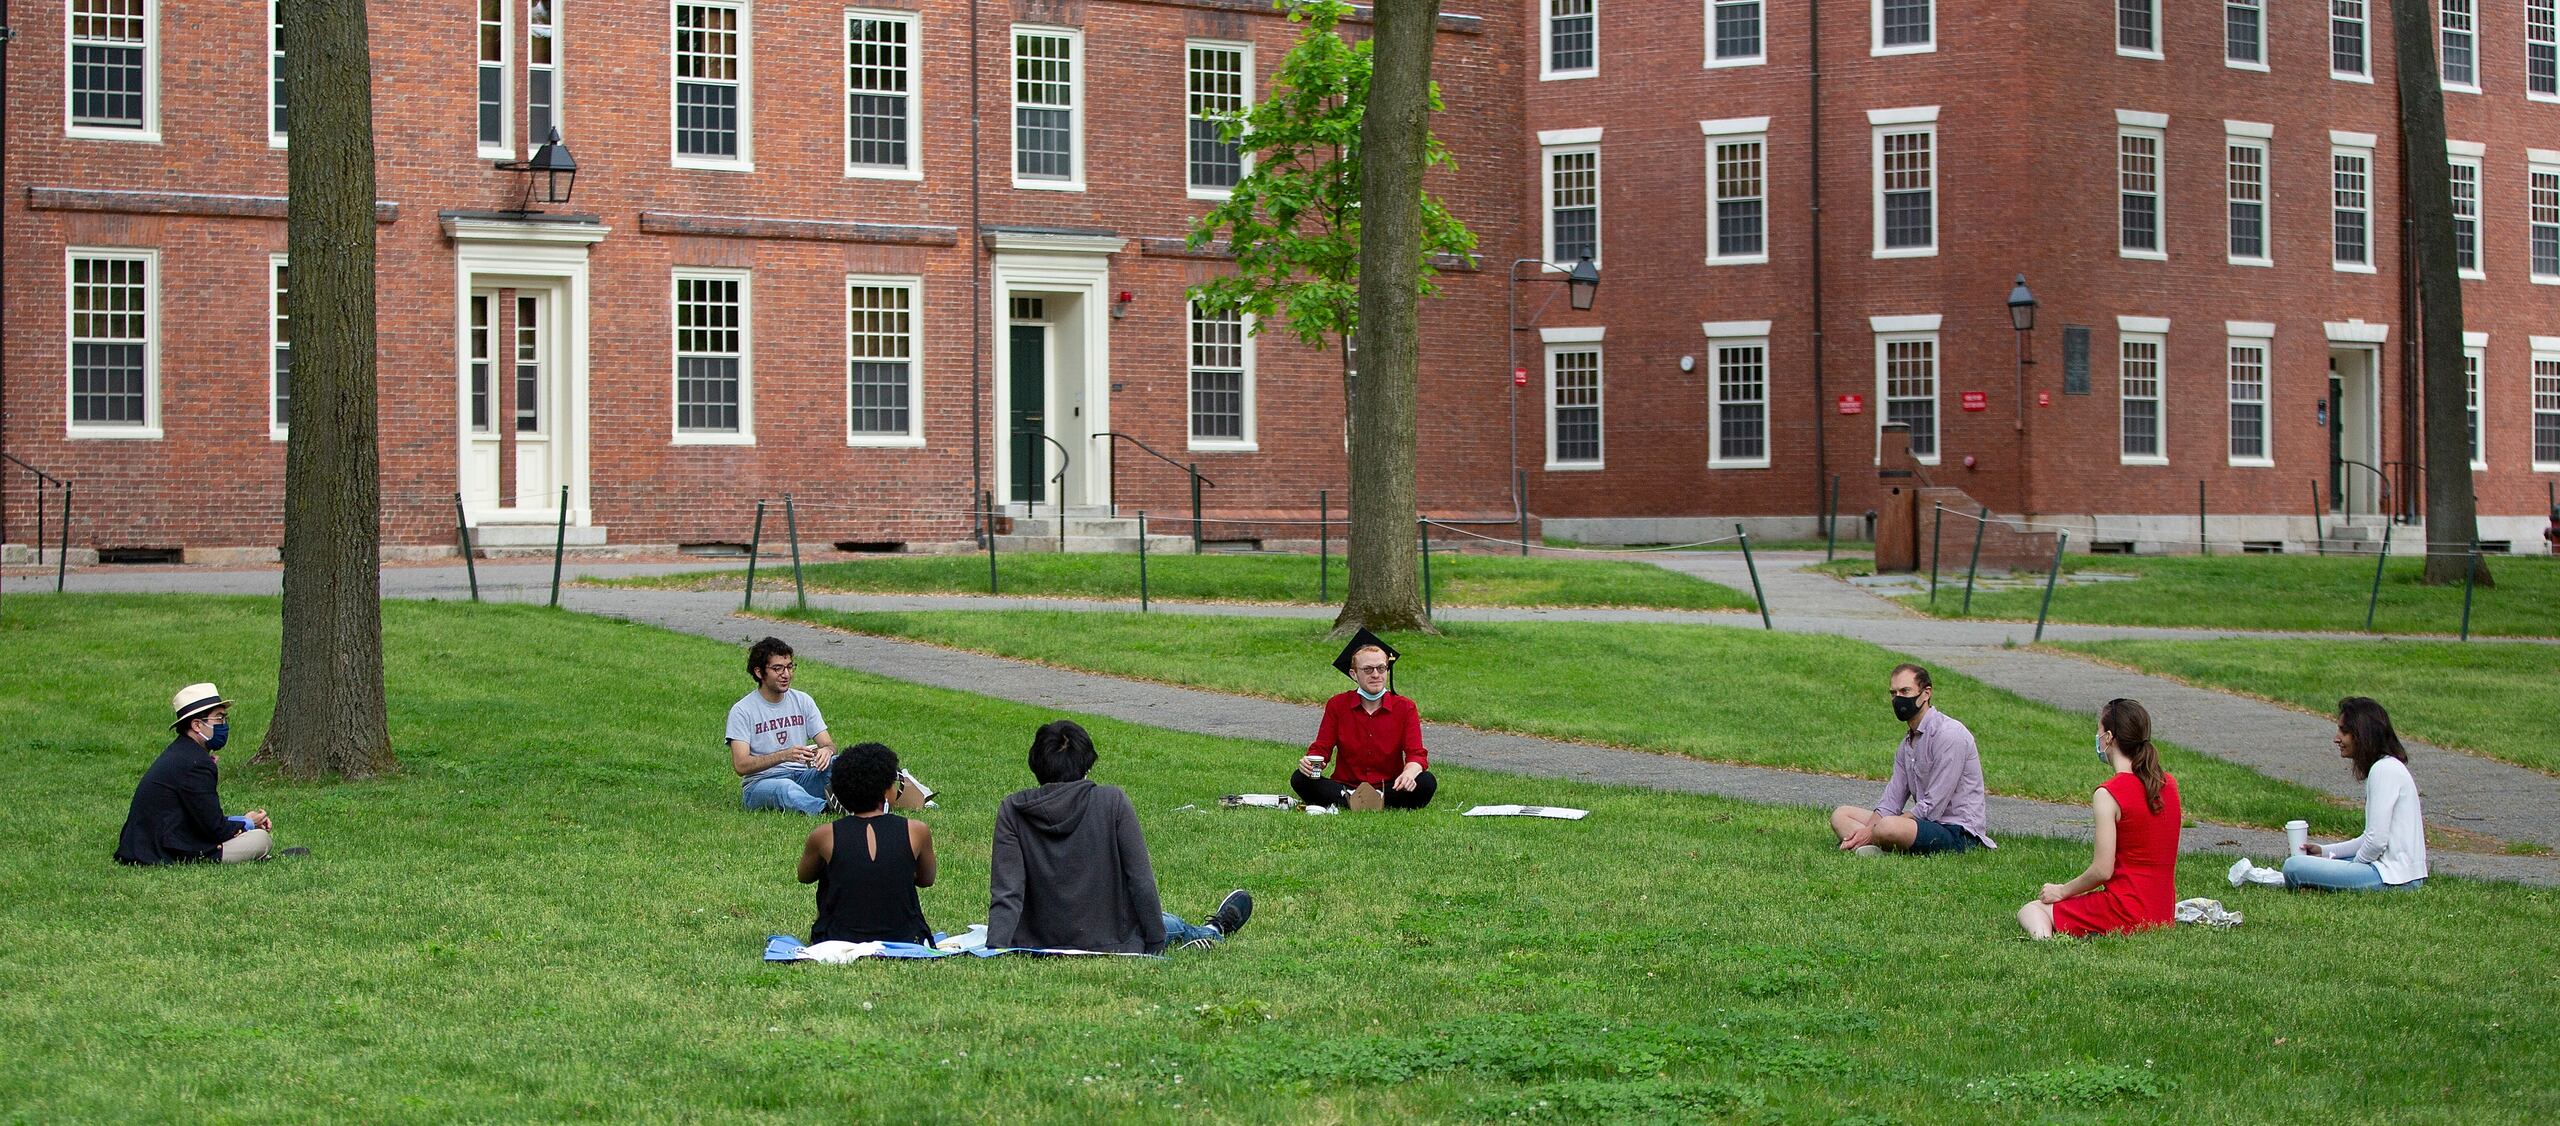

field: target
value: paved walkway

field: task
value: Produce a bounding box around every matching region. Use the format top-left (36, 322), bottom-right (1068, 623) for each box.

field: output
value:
top-left (11, 556), bottom-right (2558, 882)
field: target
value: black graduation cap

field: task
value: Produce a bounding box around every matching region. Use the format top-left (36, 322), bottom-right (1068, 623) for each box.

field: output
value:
top-left (1333, 628), bottom-right (1400, 680)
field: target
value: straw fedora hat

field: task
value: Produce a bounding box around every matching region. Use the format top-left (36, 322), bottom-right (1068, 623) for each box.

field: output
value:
top-left (170, 682), bottom-right (230, 730)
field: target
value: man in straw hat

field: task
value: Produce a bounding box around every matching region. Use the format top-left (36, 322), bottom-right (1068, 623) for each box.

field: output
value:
top-left (1292, 628), bottom-right (1436, 811)
top-left (115, 683), bottom-right (294, 865)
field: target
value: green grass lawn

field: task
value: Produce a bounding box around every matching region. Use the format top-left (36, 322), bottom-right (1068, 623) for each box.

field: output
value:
top-left (1890, 553), bottom-right (2560, 637)
top-left (2056, 638), bottom-right (2560, 777)
top-left (592, 551), bottom-right (1756, 612)
top-left (3, 595), bottom-right (2552, 1122)
top-left (777, 609), bottom-right (2359, 835)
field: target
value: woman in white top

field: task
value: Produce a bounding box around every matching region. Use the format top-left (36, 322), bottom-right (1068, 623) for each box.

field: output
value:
top-left (2282, 697), bottom-right (2428, 892)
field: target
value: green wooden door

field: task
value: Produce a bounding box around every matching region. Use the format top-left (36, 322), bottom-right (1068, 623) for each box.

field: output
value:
top-left (1010, 324), bottom-right (1047, 504)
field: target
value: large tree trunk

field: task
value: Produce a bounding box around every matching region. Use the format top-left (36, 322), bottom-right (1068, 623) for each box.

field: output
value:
top-left (257, 0), bottom-right (395, 777)
top-left (2388, 0), bottom-right (2488, 586)
top-left (1335, 0), bottom-right (1440, 634)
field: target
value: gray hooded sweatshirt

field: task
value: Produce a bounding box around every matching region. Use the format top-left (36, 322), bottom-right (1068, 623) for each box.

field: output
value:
top-left (986, 779), bottom-right (1167, 954)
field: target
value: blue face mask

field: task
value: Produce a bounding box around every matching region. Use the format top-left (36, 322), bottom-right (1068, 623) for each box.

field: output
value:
top-left (2094, 732), bottom-right (2109, 765)
top-left (1356, 686), bottom-right (1386, 702)
top-left (204, 721), bottom-right (230, 751)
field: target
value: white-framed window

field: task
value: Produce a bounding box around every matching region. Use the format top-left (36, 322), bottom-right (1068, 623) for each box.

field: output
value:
top-left (478, 0), bottom-right (510, 156)
top-left (2532, 0), bottom-right (2560, 101)
top-left (1542, 0), bottom-right (1596, 80)
top-left (2118, 115), bottom-right (2165, 259)
top-left (847, 277), bottom-right (923, 446)
top-left (2225, 0), bottom-right (2266, 70)
top-left (1546, 338), bottom-right (1604, 469)
top-left (673, 1), bottom-right (749, 167)
top-left (269, 1), bottom-right (288, 146)
top-left (1702, 119), bottom-right (1768, 265)
top-left (1873, 0), bottom-right (1933, 56)
top-left (2226, 126), bottom-right (2271, 266)
top-left (2448, 145), bottom-right (2482, 278)
top-left (1870, 108), bottom-right (1938, 257)
top-left (1187, 300), bottom-right (1254, 450)
top-left (1012, 27), bottom-right (1081, 190)
top-left (1544, 137), bottom-right (1601, 267)
top-left (65, 249), bottom-right (158, 439)
top-left (2440, 1), bottom-right (2477, 92)
top-left (1710, 336), bottom-right (1770, 469)
top-left (1871, 316), bottom-right (1940, 464)
top-left (2532, 158), bottom-right (2560, 282)
top-left (529, 0), bottom-right (560, 147)
top-left (672, 270), bottom-right (751, 443)
top-left (2332, 0), bottom-right (2370, 81)
top-left (847, 10), bottom-right (919, 178)
top-left (2533, 344), bottom-right (2560, 469)
top-left (67, 0), bottom-right (155, 140)
top-left (270, 256), bottom-right (291, 440)
top-left (1706, 1), bottom-right (1763, 67)
top-left (1186, 40), bottom-right (1251, 198)
top-left (2332, 136), bottom-right (2374, 272)
top-left (2118, 0), bottom-right (2161, 58)
top-left (2226, 323), bottom-right (2273, 466)
top-left (2119, 320), bottom-right (2169, 464)
top-left (2463, 334), bottom-right (2486, 469)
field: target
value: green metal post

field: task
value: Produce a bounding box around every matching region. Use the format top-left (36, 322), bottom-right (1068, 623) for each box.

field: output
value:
top-left (1138, 511), bottom-right (1150, 613)
top-left (453, 492), bottom-right (480, 603)
top-left (1927, 503), bottom-right (1944, 605)
top-left (548, 485), bottom-right (568, 608)
top-left (985, 491), bottom-right (1000, 595)
top-left (1318, 490), bottom-right (1329, 602)
top-left (1190, 464), bottom-right (1203, 554)
top-left (2198, 479), bottom-right (2209, 556)
top-left (785, 491), bottom-right (806, 610)
top-left (2311, 481), bottom-right (2326, 556)
top-left (2032, 532), bottom-right (2070, 643)
top-left (1515, 469), bottom-right (1530, 556)
top-left (2459, 548), bottom-right (2479, 641)
top-left (1824, 474), bottom-right (1842, 562)
top-left (56, 483), bottom-right (71, 594)
top-left (1419, 517), bottom-right (1434, 620)
top-left (1738, 524), bottom-right (1772, 630)
top-left (1961, 508), bottom-right (1988, 615)
top-left (744, 500), bottom-right (765, 610)
top-left (2364, 538), bottom-right (2389, 632)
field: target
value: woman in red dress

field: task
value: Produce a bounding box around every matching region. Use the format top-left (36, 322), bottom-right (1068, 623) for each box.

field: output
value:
top-left (2018, 698), bottom-right (2181, 939)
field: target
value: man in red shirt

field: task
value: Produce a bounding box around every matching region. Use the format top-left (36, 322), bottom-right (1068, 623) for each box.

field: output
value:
top-left (1291, 630), bottom-right (1436, 811)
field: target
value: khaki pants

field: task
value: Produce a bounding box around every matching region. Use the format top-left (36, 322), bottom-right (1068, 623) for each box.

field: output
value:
top-left (218, 828), bottom-right (273, 863)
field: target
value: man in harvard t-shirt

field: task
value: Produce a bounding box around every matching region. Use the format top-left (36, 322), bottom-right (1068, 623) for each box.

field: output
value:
top-left (725, 636), bottom-right (840, 813)
top-left (1291, 629), bottom-right (1435, 811)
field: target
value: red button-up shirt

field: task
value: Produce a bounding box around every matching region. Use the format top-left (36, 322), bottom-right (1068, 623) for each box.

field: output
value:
top-left (1308, 691), bottom-right (1428, 785)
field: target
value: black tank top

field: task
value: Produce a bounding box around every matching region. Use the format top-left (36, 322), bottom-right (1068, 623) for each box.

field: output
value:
top-left (812, 814), bottom-right (932, 945)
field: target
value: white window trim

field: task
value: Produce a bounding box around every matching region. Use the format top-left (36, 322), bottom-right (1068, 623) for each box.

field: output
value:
top-left (269, 254), bottom-right (291, 441)
top-left (1538, 126), bottom-right (1603, 146)
top-left (2532, 153), bottom-right (2560, 284)
top-left (2118, 117), bottom-right (2167, 261)
top-left (1870, 111), bottom-right (1939, 259)
top-left (1542, 142), bottom-right (1602, 271)
top-left (1870, 314), bottom-right (1942, 333)
top-left (1708, 337), bottom-right (1772, 469)
top-left (268, 0), bottom-right (288, 148)
top-left (2332, 1), bottom-right (2373, 82)
top-left (670, 268), bottom-right (755, 446)
top-left (2440, 0), bottom-right (2480, 95)
top-left (844, 274), bottom-right (926, 447)
top-left (671, 0), bottom-right (754, 172)
top-left (1182, 39), bottom-right (1254, 201)
top-left (2226, 132), bottom-right (2273, 267)
top-left (1539, 0), bottom-right (1597, 82)
top-left (1701, 321), bottom-right (1772, 339)
top-left (63, 247), bottom-right (161, 440)
top-left (2463, 332), bottom-right (2488, 470)
top-left (1870, 0), bottom-right (1935, 57)
top-left (1705, 129), bottom-right (1771, 266)
top-left (1010, 25), bottom-right (1084, 192)
top-left (2532, 0), bottom-right (2560, 105)
top-left (2533, 338), bottom-right (2560, 471)
top-left (1541, 325), bottom-right (1606, 343)
top-left (1544, 343), bottom-right (1604, 471)
top-left (2448, 144), bottom-right (2484, 280)
top-left (2225, 0), bottom-right (2269, 71)
top-left (1873, 329), bottom-right (1940, 466)
top-left (2225, 334), bottom-right (2274, 467)
top-left (846, 9), bottom-right (924, 181)
top-left (64, 0), bottom-right (160, 143)
top-left (2119, 328), bottom-right (2170, 466)
top-left (2332, 140), bottom-right (2378, 274)
top-left (2117, 0), bottom-right (2164, 60)
top-left (479, 0), bottom-right (513, 159)
top-left (1185, 305), bottom-right (1257, 453)
top-left (1704, 0), bottom-right (1766, 69)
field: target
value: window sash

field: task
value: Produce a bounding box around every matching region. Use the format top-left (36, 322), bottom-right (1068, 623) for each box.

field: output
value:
top-left (1549, 348), bottom-right (1603, 465)
top-left (1709, 138), bottom-right (1766, 261)
top-left (2449, 159), bottom-right (2480, 274)
top-left (2441, 0), bottom-right (2475, 88)
top-left (68, 254), bottom-right (153, 429)
top-left (270, 2), bottom-right (288, 139)
top-left (2531, 171), bottom-right (2560, 278)
top-left (1712, 342), bottom-right (1768, 465)
top-left (847, 283), bottom-right (916, 438)
top-left (1548, 148), bottom-right (1600, 265)
top-left (2121, 337), bottom-right (2164, 460)
top-left (674, 275), bottom-right (744, 434)
top-left (2228, 141), bottom-right (2268, 261)
top-left (2119, 0), bottom-right (2158, 53)
top-left (2226, 0), bottom-right (2264, 65)
top-left (1547, 0), bottom-right (1595, 74)
top-left (674, 3), bottom-right (743, 159)
top-left (2333, 152), bottom-right (2371, 266)
top-left (2228, 342), bottom-right (2268, 462)
top-left (2531, 0), bottom-right (2559, 96)
top-left (2533, 358), bottom-right (2560, 465)
top-left (848, 15), bottom-right (913, 171)
top-left (1186, 44), bottom-right (1247, 191)
top-left (479, 0), bottom-right (508, 150)
top-left (1187, 303), bottom-right (1248, 443)
top-left (1711, 1), bottom-right (1763, 62)
top-left (1878, 128), bottom-right (1935, 251)
top-left (2464, 349), bottom-right (2483, 466)
top-left (2332, 0), bottom-right (2368, 76)
top-left (1014, 31), bottom-right (1077, 181)
top-left (271, 261), bottom-right (291, 432)
top-left (1878, 0), bottom-right (1932, 49)
top-left (530, 0), bottom-right (559, 143)
top-left (2120, 130), bottom-right (2162, 254)
top-left (69, 0), bottom-right (150, 130)
top-left (1880, 335), bottom-right (1938, 460)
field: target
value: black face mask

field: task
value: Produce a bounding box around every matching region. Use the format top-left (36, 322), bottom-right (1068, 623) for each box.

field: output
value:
top-left (1892, 694), bottom-right (1923, 722)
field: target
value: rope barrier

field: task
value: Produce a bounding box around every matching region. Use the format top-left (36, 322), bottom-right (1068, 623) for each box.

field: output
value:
top-left (1927, 507), bottom-right (2502, 560)
top-left (1420, 519), bottom-right (1744, 553)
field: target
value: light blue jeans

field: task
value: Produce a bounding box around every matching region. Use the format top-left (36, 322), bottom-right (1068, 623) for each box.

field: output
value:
top-left (742, 764), bottom-right (833, 814)
top-left (1164, 913), bottom-right (1221, 948)
top-left (2282, 854), bottom-right (2425, 892)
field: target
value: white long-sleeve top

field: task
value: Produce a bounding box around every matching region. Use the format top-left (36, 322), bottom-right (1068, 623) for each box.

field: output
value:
top-left (2321, 756), bottom-right (2428, 885)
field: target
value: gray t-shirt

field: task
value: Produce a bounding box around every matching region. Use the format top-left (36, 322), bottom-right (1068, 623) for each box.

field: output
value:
top-left (725, 688), bottom-right (829, 785)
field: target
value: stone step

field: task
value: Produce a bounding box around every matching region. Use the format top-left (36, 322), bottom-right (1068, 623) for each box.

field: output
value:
top-left (992, 534), bottom-right (1195, 554)
top-left (469, 523), bottom-right (609, 548)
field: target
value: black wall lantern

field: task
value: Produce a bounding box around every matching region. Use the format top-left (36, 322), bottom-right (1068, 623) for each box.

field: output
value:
top-left (498, 128), bottom-right (579, 214)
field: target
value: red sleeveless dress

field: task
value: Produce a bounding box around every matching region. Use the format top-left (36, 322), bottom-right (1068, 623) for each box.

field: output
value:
top-left (2053, 773), bottom-right (2181, 936)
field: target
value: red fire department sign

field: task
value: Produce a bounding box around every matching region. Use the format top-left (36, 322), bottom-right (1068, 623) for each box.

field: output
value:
top-left (1960, 391), bottom-right (1989, 412)
top-left (1514, 368), bottom-right (1529, 386)
top-left (2037, 391), bottom-right (2052, 407)
top-left (1837, 394), bottom-right (1865, 414)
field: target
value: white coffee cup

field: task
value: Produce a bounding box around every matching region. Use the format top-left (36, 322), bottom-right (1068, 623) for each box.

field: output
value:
top-left (1302, 755), bottom-right (1326, 775)
top-left (2285, 819), bottom-right (2309, 853)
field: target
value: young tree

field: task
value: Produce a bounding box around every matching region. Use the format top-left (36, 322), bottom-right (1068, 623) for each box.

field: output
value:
top-left (2386, 0), bottom-right (2488, 586)
top-left (256, 0), bottom-right (395, 777)
top-left (1188, 0), bottom-right (1475, 632)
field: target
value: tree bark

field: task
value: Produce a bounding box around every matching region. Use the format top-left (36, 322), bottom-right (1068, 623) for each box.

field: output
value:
top-left (1335, 0), bottom-right (1440, 634)
top-left (2388, 0), bottom-right (2488, 586)
top-left (257, 0), bottom-right (395, 777)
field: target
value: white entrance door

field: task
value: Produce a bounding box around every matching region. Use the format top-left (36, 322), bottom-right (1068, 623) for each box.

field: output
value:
top-left (461, 285), bottom-right (567, 520)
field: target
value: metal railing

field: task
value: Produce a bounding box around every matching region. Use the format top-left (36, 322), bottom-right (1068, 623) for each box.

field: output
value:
top-left (3, 451), bottom-right (73, 593)
top-left (2332, 458), bottom-right (2393, 527)
top-left (1093, 431), bottom-right (1215, 552)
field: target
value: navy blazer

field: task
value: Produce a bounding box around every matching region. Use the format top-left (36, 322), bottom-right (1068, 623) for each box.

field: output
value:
top-left (114, 735), bottom-right (240, 865)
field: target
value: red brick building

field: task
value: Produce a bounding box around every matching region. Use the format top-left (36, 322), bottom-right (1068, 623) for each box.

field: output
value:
top-left (3, 1), bottom-right (2553, 559)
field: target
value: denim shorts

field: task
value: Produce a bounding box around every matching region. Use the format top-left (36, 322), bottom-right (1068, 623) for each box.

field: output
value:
top-left (1908, 817), bottom-right (1980, 855)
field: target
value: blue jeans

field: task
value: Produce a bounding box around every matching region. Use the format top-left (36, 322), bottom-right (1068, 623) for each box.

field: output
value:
top-left (1164, 913), bottom-right (1220, 948)
top-left (742, 764), bottom-right (833, 813)
top-left (2282, 854), bottom-right (2426, 892)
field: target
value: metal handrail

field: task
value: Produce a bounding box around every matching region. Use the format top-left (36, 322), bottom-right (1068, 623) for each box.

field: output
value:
top-left (1093, 431), bottom-right (1215, 516)
top-left (1038, 434), bottom-right (1070, 552)
top-left (1, 451), bottom-right (64, 488)
top-left (2, 451), bottom-right (74, 593)
top-left (2333, 458), bottom-right (2392, 525)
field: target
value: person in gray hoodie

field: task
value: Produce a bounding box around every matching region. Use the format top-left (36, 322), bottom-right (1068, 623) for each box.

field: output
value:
top-left (986, 720), bottom-right (1252, 953)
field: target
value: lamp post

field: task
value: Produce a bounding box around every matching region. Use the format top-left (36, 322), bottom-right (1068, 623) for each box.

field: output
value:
top-left (1507, 255), bottom-right (1600, 531)
top-left (2007, 274), bottom-right (2036, 433)
top-left (496, 128), bottom-right (579, 215)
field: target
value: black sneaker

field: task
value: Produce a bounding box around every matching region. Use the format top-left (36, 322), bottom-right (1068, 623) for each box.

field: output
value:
top-left (1205, 888), bottom-right (1253, 939)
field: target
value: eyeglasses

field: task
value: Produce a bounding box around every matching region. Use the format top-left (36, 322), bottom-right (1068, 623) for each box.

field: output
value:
top-left (1353, 664), bottom-right (1390, 674)
top-left (763, 662), bottom-right (795, 673)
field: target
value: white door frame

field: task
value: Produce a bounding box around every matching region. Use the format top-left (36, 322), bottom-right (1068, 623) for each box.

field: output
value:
top-left (2325, 320), bottom-right (2389, 518)
top-left (445, 216), bottom-right (608, 527)
top-left (989, 230), bottom-right (1124, 513)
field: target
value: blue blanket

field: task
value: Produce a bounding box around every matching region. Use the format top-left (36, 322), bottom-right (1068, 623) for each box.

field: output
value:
top-left (762, 935), bottom-right (1158, 961)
